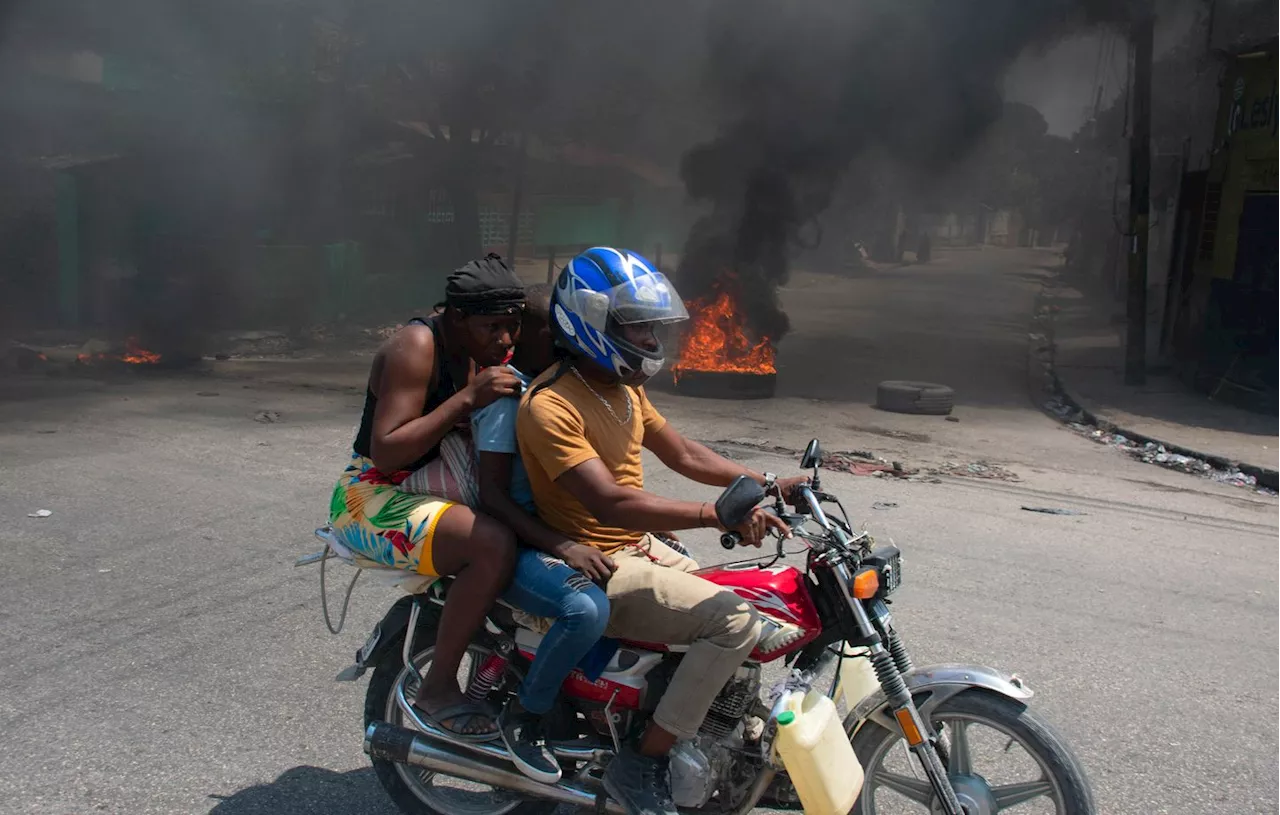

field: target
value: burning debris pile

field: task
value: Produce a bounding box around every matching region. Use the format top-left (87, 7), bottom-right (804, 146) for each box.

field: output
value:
top-left (4, 337), bottom-right (167, 374)
top-left (77, 337), bottom-right (162, 366)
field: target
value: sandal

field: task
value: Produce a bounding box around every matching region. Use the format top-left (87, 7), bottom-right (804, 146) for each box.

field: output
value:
top-left (414, 700), bottom-right (500, 743)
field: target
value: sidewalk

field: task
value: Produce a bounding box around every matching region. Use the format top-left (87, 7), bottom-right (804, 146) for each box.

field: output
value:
top-left (1043, 281), bottom-right (1278, 484)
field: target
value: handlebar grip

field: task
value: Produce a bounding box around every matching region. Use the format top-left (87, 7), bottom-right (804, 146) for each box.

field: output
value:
top-left (720, 531), bottom-right (743, 549)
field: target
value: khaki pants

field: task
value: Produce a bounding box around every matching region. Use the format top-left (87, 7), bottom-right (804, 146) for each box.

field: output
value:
top-left (603, 536), bottom-right (762, 741)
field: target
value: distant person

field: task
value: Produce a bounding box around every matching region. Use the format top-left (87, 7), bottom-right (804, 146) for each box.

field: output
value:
top-left (328, 254), bottom-right (525, 740)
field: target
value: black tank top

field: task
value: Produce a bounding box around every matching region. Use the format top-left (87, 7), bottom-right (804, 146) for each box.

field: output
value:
top-left (352, 315), bottom-right (461, 472)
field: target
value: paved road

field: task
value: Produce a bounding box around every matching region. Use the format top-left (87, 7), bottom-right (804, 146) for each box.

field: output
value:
top-left (1, 249), bottom-right (1275, 814)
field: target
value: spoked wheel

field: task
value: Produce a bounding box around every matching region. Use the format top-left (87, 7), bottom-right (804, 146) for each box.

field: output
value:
top-left (364, 633), bottom-right (556, 815)
top-left (851, 690), bottom-right (1095, 815)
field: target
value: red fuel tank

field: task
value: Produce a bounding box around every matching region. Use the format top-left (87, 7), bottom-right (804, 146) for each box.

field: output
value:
top-left (697, 564), bottom-right (823, 661)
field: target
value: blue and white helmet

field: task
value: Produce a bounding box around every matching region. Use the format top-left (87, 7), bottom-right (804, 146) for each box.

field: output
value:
top-left (551, 247), bottom-right (689, 380)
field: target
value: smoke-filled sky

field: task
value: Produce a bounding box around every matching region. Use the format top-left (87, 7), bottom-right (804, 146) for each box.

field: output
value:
top-left (0, 0), bottom-right (1212, 346)
top-left (671, 0), bottom-right (1135, 340)
top-left (1005, 2), bottom-right (1205, 136)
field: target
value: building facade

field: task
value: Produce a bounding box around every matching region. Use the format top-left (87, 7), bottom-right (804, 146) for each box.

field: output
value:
top-left (1169, 39), bottom-right (1277, 410)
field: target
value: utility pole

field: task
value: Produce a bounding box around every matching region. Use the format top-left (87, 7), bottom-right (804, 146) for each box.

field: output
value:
top-left (1125, 2), bottom-right (1154, 386)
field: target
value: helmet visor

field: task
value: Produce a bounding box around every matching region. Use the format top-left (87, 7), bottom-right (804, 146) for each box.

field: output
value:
top-left (602, 273), bottom-right (690, 326)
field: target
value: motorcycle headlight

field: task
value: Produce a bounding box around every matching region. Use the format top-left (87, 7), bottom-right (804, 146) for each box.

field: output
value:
top-left (863, 546), bottom-right (902, 597)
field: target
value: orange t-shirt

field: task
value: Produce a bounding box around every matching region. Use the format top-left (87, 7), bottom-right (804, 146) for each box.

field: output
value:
top-left (517, 367), bottom-right (667, 552)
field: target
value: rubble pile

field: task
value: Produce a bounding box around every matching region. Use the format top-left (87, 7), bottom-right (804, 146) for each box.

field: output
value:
top-left (1045, 395), bottom-right (1273, 495)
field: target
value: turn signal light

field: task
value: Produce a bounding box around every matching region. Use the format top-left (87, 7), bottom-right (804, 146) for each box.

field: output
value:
top-left (851, 568), bottom-right (880, 599)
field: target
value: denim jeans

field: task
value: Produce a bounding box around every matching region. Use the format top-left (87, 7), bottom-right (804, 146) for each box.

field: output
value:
top-left (501, 548), bottom-right (610, 714)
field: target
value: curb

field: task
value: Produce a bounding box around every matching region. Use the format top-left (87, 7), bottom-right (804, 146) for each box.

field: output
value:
top-left (1033, 284), bottom-right (1279, 492)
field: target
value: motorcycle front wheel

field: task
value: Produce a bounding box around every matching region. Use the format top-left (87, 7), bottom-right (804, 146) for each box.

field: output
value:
top-left (850, 690), bottom-right (1095, 815)
top-left (364, 620), bottom-right (557, 815)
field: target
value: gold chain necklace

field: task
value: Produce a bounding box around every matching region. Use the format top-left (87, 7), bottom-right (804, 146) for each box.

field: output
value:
top-left (569, 366), bottom-right (633, 426)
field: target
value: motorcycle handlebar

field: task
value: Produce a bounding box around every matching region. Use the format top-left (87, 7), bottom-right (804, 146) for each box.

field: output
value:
top-left (719, 505), bottom-right (786, 550)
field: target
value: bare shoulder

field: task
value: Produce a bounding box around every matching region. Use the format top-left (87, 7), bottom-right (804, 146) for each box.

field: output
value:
top-left (374, 323), bottom-right (435, 390)
top-left (385, 322), bottom-right (434, 356)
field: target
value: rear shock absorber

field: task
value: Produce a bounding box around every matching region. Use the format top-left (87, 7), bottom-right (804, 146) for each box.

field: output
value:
top-left (465, 638), bottom-right (514, 702)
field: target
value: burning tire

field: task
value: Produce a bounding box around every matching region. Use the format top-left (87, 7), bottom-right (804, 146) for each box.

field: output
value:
top-left (669, 276), bottom-right (778, 399)
top-left (875, 381), bottom-right (954, 416)
top-left (671, 371), bottom-right (777, 400)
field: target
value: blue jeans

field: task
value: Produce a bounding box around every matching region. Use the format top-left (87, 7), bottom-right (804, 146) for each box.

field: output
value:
top-left (501, 548), bottom-right (610, 714)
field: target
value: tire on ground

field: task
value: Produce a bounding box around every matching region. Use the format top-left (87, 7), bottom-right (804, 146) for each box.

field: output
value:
top-left (875, 381), bottom-right (955, 415)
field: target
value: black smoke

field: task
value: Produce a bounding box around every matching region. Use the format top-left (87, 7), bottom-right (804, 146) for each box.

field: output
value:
top-left (675, 0), bottom-right (1122, 341)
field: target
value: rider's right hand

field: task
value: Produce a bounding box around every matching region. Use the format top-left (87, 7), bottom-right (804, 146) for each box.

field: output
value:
top-left (468, 366), bottom-right (523, 409)
top-left (727, 507), bottom-right (792, 547)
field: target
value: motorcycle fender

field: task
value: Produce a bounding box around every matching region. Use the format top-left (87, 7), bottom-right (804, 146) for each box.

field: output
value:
top-left (335, 595), bottom-right (421, 682)
top-left (844, 663), bottom-right (1033, 738)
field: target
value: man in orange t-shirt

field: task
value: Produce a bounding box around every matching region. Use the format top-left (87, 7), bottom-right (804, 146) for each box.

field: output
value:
top-left (516, 247), bottom-right (806, 815)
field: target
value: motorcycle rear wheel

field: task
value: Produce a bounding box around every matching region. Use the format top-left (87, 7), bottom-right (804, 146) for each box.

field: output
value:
top-left (850, 689), bottom-right (1095, 815)
top-left (364, 619), bottom-right (557, 815)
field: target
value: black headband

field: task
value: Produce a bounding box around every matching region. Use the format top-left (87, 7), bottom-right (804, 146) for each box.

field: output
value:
top-left (444, 253), bottom-right (526, 315)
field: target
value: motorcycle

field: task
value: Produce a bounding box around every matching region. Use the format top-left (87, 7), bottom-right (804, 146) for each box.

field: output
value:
top-left (299, 438), bottom-right (1095, 814)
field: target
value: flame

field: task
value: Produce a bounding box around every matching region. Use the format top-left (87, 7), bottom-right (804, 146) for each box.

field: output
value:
top-left (122, 337), bottom-right (161, 364)
top-left (671, 276), bottom-right (776, 379)
top-left (76, 338), bottom-right (161, 365)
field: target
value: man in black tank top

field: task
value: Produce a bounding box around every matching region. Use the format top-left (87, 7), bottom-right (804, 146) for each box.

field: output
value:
top-left (329, 254), bottom-right (525, 739)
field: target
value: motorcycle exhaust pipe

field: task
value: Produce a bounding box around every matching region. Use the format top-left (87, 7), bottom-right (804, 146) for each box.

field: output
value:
top-left (364, 722), bottom-right (625, 814)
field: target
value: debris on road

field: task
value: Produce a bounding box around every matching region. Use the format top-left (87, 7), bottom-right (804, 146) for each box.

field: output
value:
top-left (824, 453), bottom-right (915, 479)
top-left (872, 501), bottom-right (899, 510)
top-left (1021, 506), bottom-right (1085, 516)
top-left (1044, 394), bottom-right (1086, 424)
top-left (704, 439), bottom-right (919, 479)
top-left (930, 460), bottom-right (1021, 482)
top-left (27, 509), bottom-right (52, 518)
top-left (945, 416), bottom-right (960, 423)
top-left (254, 410), bottom-right (283, 423)
top-left (1043, 393), bottom-right (1275, 495)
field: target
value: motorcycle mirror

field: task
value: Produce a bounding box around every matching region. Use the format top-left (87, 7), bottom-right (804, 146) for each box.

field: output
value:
top-left (800, 438), bottom-right (823, 470)
top-left (714, 475), bottom-right (767, 528)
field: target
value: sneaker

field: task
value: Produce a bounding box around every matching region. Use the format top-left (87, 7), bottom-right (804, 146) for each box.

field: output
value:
top-left (602, 746), bottom-right (677, 815)
top-left (498, 702), bottom-right (561, 784)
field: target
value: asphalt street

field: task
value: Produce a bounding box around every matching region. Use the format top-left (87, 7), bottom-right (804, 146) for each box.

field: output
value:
top-left (1, 249), bottom-right (1275, 815)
